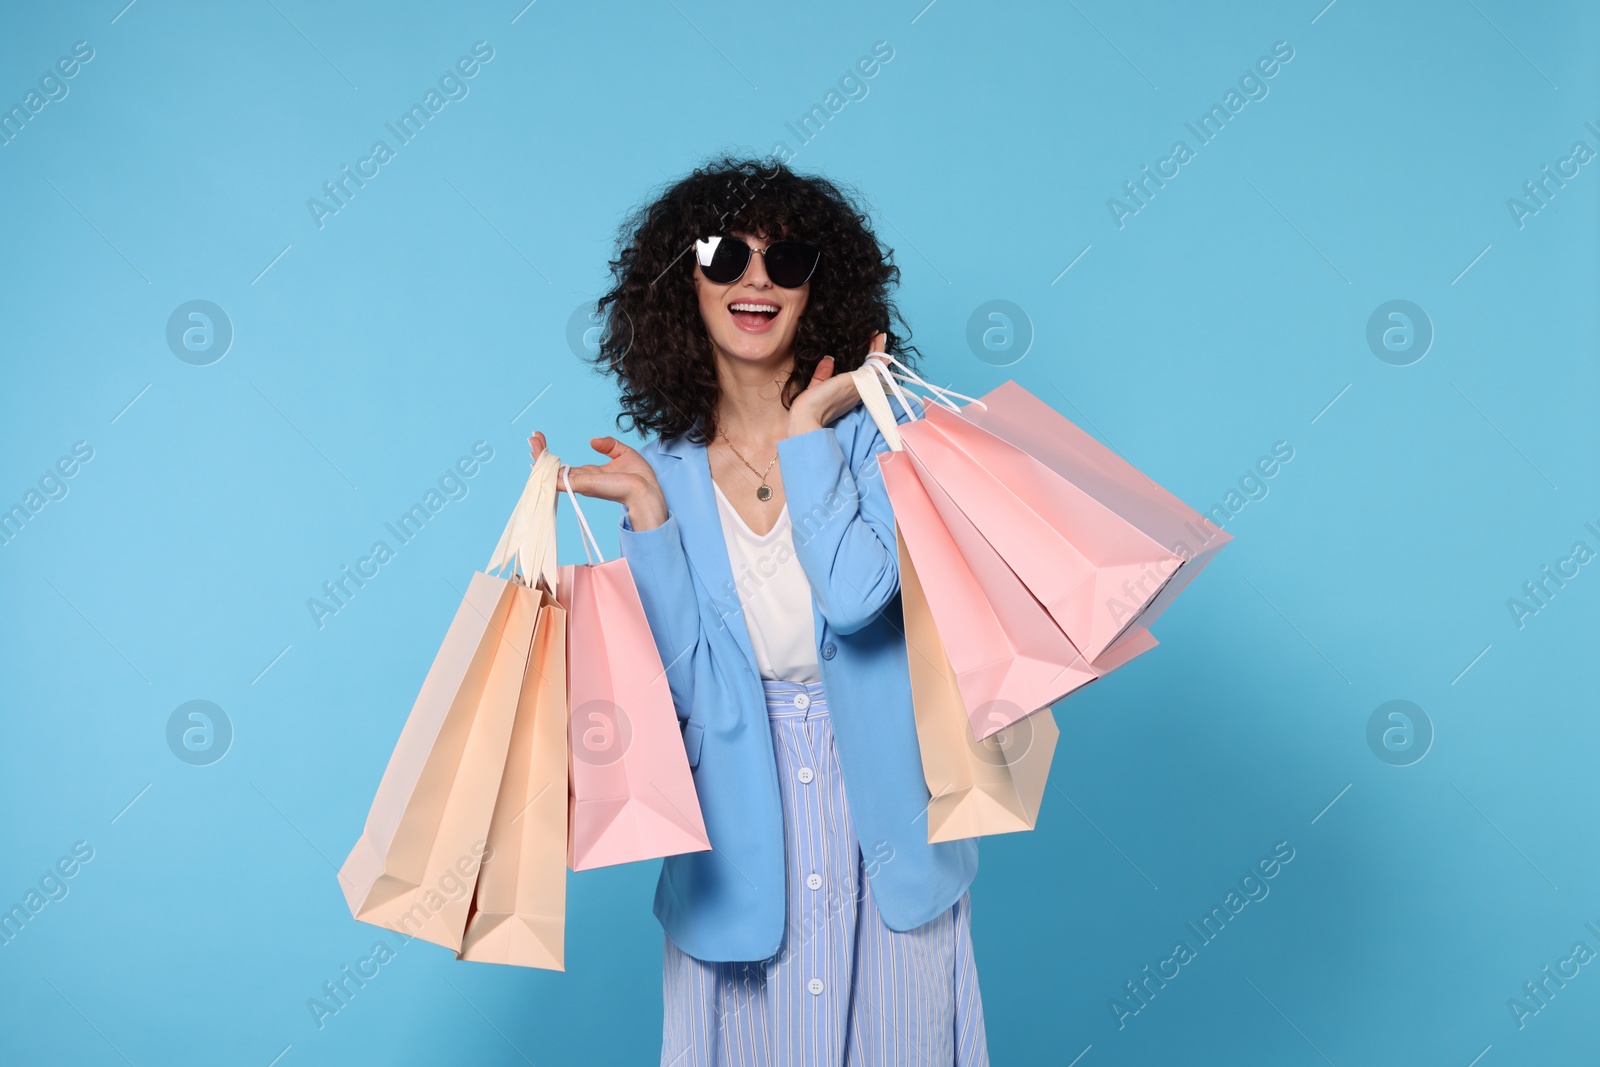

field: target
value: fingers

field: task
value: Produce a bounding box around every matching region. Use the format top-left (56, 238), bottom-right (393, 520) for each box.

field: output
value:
top-left (536, 434), bottom-right (636, 463)
top-left (555, 464), bottom-right (582, 499)
top-left (811, 354), bottom-right (836, 383)
top-left (535, 436), bottom-right (648, 487)
top-left (865, 332), bottom-right (889, 372)
top-left (590, 435), bottom-right (638, 461)
top-left (559, 463), bottom-right (601, 495)
top-left (559, 463), bottom-right (637, 507)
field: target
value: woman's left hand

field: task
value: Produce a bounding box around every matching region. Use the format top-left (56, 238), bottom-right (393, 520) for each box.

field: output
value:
top-left (787, 332), bottom-right (889, 437)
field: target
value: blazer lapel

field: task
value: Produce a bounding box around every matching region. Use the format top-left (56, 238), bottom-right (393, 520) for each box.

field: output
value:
top-left (656, 434), bottom-right (761, 680)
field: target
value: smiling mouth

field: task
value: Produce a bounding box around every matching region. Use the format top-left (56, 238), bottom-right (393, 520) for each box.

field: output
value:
top-left (729, 301), bottom-right (780, 332)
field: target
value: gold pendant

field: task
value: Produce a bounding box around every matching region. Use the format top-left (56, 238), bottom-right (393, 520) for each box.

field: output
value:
top-left (757, 484), bottom-right (772, 501)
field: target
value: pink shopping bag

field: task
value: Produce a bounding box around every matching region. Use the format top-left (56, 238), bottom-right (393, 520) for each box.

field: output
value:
top-left (853, 364), bottom-right (1155, 742)
top-left (885, 445), bottom-right (1154, 740)
top-left (860, 359), bottom-right (1211, 663)
top-left (960, 380), bottom-right (1231, 634)
top-left (555, 470), bottom-right (711, 872)
top-left (905, 404), bottom-right (1174, 662)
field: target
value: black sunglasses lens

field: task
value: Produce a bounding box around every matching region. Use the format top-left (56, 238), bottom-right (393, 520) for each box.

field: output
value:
top-left (765, 242), bottom-right (820, 288)
top-left (702, 238), bottom-right (752, 284)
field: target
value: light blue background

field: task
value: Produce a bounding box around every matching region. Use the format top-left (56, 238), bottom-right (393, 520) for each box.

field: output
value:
top-left (2, 1), bottom-right (1596, 1064)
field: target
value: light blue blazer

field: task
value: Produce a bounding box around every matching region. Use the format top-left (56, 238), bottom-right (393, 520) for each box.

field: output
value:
top-left (616, 394), bottom-right (979, 964)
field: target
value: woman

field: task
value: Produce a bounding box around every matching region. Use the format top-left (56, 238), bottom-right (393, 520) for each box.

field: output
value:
top-left (532, 157), bottom-right (987, 1065)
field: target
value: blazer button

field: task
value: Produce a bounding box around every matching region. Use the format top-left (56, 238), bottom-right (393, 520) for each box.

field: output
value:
top-left (821, 643), bottom-right (836, 660)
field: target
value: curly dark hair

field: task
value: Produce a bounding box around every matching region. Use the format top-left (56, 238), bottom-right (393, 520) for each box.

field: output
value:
top-left (589, 155), bottom-right (920, 445)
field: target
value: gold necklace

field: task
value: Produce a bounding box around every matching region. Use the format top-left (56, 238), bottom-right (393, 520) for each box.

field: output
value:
top-left (718, 426), bottom-right (778, 501)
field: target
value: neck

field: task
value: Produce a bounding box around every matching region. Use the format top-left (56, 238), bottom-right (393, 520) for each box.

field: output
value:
top-left (712, 347), bottom-right (792, 443)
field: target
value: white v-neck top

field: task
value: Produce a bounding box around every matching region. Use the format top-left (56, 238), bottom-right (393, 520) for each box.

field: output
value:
top-left (711, 479), bottom-right (820, 684)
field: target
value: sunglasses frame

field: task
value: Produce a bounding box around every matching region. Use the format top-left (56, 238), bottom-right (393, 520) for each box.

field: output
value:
top-left (693, 235), bottom-right (820, 289)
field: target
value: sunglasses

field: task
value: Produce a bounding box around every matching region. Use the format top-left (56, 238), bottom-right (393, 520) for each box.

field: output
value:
top-left (694, 235), bottom-right (820, 289)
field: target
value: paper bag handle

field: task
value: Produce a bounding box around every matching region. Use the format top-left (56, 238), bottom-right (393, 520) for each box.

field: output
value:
top-left (560, 465), bottom-right (606, 566)
top-left (859, 352), bottom-right (987, 414)
top-left (849, 356), bottom-right (923, 451)
top-left (487, 451), bottom-right (560, 592)
top-left (885, 359), bottom-right (987, 412)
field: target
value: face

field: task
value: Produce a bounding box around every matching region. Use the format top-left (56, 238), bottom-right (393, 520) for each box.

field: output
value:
top-left (693, 231), bottom-right (810, 367)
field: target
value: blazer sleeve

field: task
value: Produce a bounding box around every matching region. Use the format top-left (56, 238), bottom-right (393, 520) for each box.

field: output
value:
top-left (775, 396), bottom-right (922, 635)
top-left (617, 509), bottom-right (703, 718)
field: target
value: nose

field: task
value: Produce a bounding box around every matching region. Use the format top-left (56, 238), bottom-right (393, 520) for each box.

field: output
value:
top-left (741, 245), bottom-right (774, 288)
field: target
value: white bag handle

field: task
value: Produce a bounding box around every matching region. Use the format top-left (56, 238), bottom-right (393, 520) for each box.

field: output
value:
top-left (887, 371), bottom-right (988, 412)
top-left (871, 356), bottom-right (921, 423)
top-left (560, 465), bottom-right (606, 566)
top-left (883, 355), bottom-right (988, 412)
top-left (488, 451), bottom-right (560, 591)
top-left (849, 357), bottom-right (921, 451)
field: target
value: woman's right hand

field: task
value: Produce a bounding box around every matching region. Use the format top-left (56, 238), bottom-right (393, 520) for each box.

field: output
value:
top-left (530, 431), bottom-right (669, 531)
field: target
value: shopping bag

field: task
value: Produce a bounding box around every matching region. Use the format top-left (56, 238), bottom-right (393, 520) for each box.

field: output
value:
top-left (960, 380), bottom-right (1231, 634)
top-left (457, 581), bottom-right (569, 969)
top-left (898, 522), bottom-right (1060, 842)
top-left (853, 363), bottom-right (1155, 742)
top-left (339, 453), bottom-right (562, 953)
top-left (555, 469), bottom-right (711, 872)
top-left (337, 573), bottom-right (540, 951)
top-left (882, 436), bottom-right (1154, 740)
top-left (905, 404), bottom-right (1175, 662)
top-left (455, 455), bottom-right (572, 966)
top-left (860, 362), bottom-right (1190, 662)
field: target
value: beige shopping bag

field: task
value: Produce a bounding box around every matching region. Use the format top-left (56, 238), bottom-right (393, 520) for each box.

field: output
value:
top-left (338, 573), bottom-right (540, 950)
top-left (339, 453), bottom-right (562, 952)
top-left (899, 524), bottom-right (1059, 843)
top-left (457, 584), bottom-right (570, 969)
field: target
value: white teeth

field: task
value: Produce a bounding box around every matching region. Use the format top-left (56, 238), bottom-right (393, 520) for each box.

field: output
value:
top-left (730, 302), bottom-right (778, 313)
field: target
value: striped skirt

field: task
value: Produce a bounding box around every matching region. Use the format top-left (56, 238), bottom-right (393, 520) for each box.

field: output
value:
top-left (661, 677), bottom-right (989, 1066)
